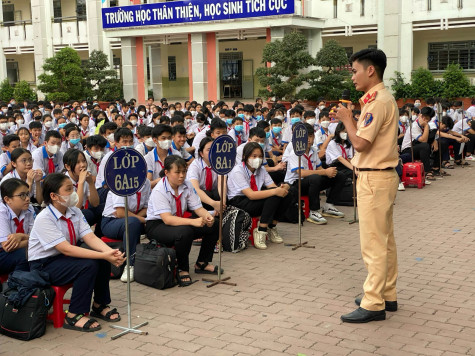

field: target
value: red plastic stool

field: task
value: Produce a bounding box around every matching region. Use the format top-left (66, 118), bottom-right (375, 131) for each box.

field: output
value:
top-left (248, 217), bottom-right (260, 246)
top-left (402, 162), bottom-right (425, 189)
top-left (47, 284), bottom-right (73, 328)
top-left (0, 273), bottom-right (8, 284)
top-left (449, 145), bottom-right (454, 158)
top-left (301, 196), bottom-right (310, 219)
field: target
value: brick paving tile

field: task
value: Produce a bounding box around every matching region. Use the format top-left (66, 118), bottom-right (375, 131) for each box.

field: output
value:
top-left (2, 166), bottom-right (475, 355)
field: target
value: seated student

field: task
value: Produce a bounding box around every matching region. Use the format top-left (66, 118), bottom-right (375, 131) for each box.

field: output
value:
top-left (327, 107), bottom-right (339, 135)
top-left (304, 110), bottom-right (319, 131)
top-left (1, 148), bottom-right (43, 205)
top-left (99, 121), bottom-right (118, 154)
top-left (449, 114), bottom-right (471, 165)
top-left (282, 108), bottom-right (304, 152)
top-left (63, 149), bottom-right (100, 227)
top-left (79, 114), bottom-right (93, 139)
top-left (95, 128), bottom-right (134, 203)
top-left (0, 178), bottom-right (35, 274)
top-left (170, 115), bottom-right (185, 127)
top-left (136, 105), bottom-right (148, 126)
top-left (17, 127), bottom-right (37, 153)
top-left (401, 107), bottom-right (436, 181)
top-left (269, 118), bottom-right (284, 157)
top-left (228, 116), bottom-right (247, 146)
top-left (159, 115), bottom-right (171, 125)
top-left (42, 114), bottom-right (54, 134)
top-left (102, 177), bottom-right (150, 283)
top-left (273, 108), bottom-right (287, 128)
top-left (169, 125), bottom-right (194, 164)
top-left (283, 123), bottom-right (343, 225)
top-left (113, 113), bottom-right (125, 129)
top-left (134, 125), bottom-right (155, 156)
top-left (28, 173), bottom-right (125, 332)
top-left (93, 111), bottom-right (109, 135)
top-left (60, 125), bottom-right (83, 155)
top-left (145, 124), bottom-right (173, 188)
top-left (29, 121), bottom-right (44, 148)
top-left (146, 155), bottom-right (219, 287)
top-left (147, 112), bottom-right (161, 128)
top-left (315, 111), bottom-right (332, 166)
top-left (227, 142), bottom-right (292, 250)
top-left (187, 137), bottom-right (226, 214)
top-left (0, 116), bottom-right (11, 149)
top-left (325, 122), bottom-right (354, 172)
top-left (465, 119), bottom-right (475, 161)
top-left (84, 135), bottom-right (107, 180)
top-left (0, 134), bottom-right (20, 178)
top-left (429, 115), bottom-right (457, 173)
top-left (32, 130), bottom-right (64, 176)
top-left (243, 104), bottom-right (257, 132)
top-left (398, 109), bottom-right (409, 147)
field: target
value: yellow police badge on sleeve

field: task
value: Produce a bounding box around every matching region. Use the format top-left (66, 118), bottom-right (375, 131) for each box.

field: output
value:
top-left (363, 113), bottom-right (373, 127)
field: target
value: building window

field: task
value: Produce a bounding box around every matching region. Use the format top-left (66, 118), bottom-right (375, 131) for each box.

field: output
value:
top-left (333, 0), bottom-right (337, 18)
top-left (2, 4), bottom-right (14, 25)
top-left (77, 0), bottom-right (87, 21)
top-left (110, 0), bottom-right (118, 6)
top-left (6, 61), bottom-right (19, 84)
top-left (168, 56), bottom-right (176, 81)
top-left (53, 0), bottom-right (62, 22)
top-left (360, 0), bottom-right (365, 16)
top-left (428, 41), bottom-right (475, 71)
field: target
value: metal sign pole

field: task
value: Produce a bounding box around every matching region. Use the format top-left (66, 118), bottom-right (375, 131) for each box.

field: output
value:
top-left (437, 103), bottom-right (445, 178)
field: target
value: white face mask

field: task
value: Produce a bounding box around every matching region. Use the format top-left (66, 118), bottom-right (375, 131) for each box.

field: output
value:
top-left (70, 117), bottom-right (77, 124)
top-left (145, 137), bottom-right (156, 148)
top-left (169, 110), bottom-right (175, 116)
top-left (16, 119), bottom-right (24, 125)
top-left (306, 118), bottom-right (316, 126)
top-left (90, 151), bottom-right (104, 160)
top-left (158, 139), bottom-right (172, 150)
top-left (130, 119), bottom-right (137, 126)
top-left (248, 157), bottom-right (262, 169)
top-left (47, 144), bottom-right (59, 155)
top-left (340, 133), bottom-right (348, 141)
top-left (319, 105), bottom-right (325, 110)
top-left (412, 115), bottom-right (417, 121)
top-left (44, 121), bottom-right (53, 128)
top-left (400, 116), bottom-right (408, 123)
top-left (139, 111), bottom-right (145, 117)
top-left (7, 122), bottom-right (14, 128)
top-left (107, 133), bottom-right (115, 142)
top-left (320, 121), bottom-right (330, 128)
top-left (0, 123), bottom-right (8, 131)
top-left (414, 103), bottom-right (421, 108)
top-left (58, 191), bottom-right (79, 208)
top-left (275, 115), bottom-right (284, 120)
top-left (443, 111), bottom-right (447, 116)
top-left (76, 109), bottom-right (82, 114)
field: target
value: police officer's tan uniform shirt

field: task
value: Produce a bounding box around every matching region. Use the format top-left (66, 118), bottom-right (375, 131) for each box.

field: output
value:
top-left (352, 82), bottom-right (399, 169)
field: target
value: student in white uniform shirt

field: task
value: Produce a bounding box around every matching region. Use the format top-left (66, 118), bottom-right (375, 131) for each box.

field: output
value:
top-left (281, 108), bottom-right (304, 152)
top-left (170, 125), bottom-right (194, 163)
top-left (325, 122), bottom-right (354, 172)
top-left (315, 113), bottom-right (333, 167)
top-left (79, 114), bottom-right (94, 139)
top-left (145, 124), bottom-right (173, 187)
top-left (227, 142), bottom-right (292, 250)
top-left (0, 134), bottom-right (20, 178)
top-left (0, 178), bottom-right (35, 274)
top-left (32, 130), bottom-right (64, 177)
top-left (192, 119), bottom-right (228, 158)
top-left (28, 173), bottom-right (125, 332)
top-left (17, 127), bottom-right (37, 153)
top-left (283, 123), bottom-right (344, 225)
top-left (134, 125), bottom-right (155, 157)
top-left (102, 179), bottom-right (150, 283)
top-left (60, 126), bottom-right (83, 155)
top-left (145, 155), bottom-right (220, 287)
top-left (84, 135), bottom-right (107, 180)
top-left (187, 137), bottom-right (226, 213)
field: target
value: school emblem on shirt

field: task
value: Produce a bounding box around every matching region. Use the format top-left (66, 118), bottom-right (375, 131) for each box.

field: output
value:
top-left (363, 91), bottom-right (378, 104)
top-left (363, 113), bottom-right (374, 127)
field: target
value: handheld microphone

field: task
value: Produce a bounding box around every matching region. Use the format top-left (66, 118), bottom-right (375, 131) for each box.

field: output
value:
top-left (341, 89), bottom-right (351, 108)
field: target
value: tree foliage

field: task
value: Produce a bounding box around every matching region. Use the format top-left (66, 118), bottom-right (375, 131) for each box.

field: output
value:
top-left (256, 31), bottom-right (315, 100)
top-left (38, 47), bottom-right (87, 101)
top-left (298, 40), bottom-right (350, 101)
top-left (390, 71), bottom-right (412, 100)
top-left (13, 80), bottom-right (36, 102)
top-left (0, 79), bottom-right (14, 102)
top-left (441, 64), bottom-right (473, 98)
top-left (82, 50), bottom-right (122, 101)
top-left (409, 68), bottom-right (440, 99)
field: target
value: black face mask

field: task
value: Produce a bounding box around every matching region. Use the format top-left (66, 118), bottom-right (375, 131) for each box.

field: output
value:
top-left (34, 116), bottom-right (41, 120)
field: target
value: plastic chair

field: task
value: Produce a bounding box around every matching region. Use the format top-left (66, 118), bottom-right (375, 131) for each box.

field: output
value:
top-left (47, 284), bottom-right (73, 328)
top-left (402, 162), bottom-right (425, 189)
top-left (248, 217), bottom-right (260, 246)
top-left (301, 196), bottom-right (310, 219)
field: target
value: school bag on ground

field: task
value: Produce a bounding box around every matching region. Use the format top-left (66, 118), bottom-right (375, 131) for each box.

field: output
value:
top-left (280, 186), bottom-right (305, 224)
top-left (134, 241), bottom-right (177, 289)
top-left (326, 169), bottom-right (355, 206)
top-left (0, 287), bottom-right (55, 340)
top-left (221, 206), bottom-right (251, 253)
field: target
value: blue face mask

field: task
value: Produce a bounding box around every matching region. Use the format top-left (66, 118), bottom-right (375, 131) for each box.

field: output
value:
top-left (69, 138), bottom-right (81, 145)
top-left (291, 117), bottom-right (301, 125)
top-left (58, 123), bottom-right (67, 129)
top-left (226, 118), bottom-right (233, 125)
top-left (256, 115), bottom-right (263, 121)
top-left (272, 126), bottom-right (282, 134)
top-left (20, 108), bottom-right (25, 113)
top-left (259, 143), bottom-right (265, 150)
top-left (238, 113), bottom-right (245, 119)
top-left (234, 125), bottom-right (244, 132)
top-left (266, 132), bottom-right (270, 139)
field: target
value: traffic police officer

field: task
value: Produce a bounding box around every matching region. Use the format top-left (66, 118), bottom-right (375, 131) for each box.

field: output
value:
top-left (336, 48), bottom-right (399, 323)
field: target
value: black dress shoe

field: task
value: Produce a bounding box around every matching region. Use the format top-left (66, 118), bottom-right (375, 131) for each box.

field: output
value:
top-left (341, 307), bottom-right (385, 323)
top-left (354, 297), bottom-right (398, 312)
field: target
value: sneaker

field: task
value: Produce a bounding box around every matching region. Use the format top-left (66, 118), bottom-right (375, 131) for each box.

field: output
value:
top-left (321, 205), bottom-right (345, 218)
top-left (307, 211), bottom-right (327, 225)
top-left (424, 179), bottom-right (432, 185)
top-left (252, 229), bottom-right (268, 249)
top-left (120, 266), bottom-right (134, 283)
top-left (268, 227), bottom-right (283, 244)
top-left (398, 182), bottom-right (405, 191)
top-left (465, 155), bottom-right (475, 161)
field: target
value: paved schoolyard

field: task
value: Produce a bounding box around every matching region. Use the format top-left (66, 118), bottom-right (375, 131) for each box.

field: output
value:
top-left (1, 165), bottom-right (475, 356)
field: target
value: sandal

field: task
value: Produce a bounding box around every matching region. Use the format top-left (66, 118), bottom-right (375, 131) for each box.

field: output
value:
top-left (63, 313), bottom-right (101, 332)
top-left (442, 161), bottom-right (454, 169)
top-left (90, 304), bottom-right (121, 322)
top-left (426, 172), bottom-right (436, 181)
top-left (455, 160), bottom-right (470, 166)
top-left (194, 262), bottom-right (224, 275)
top-left (177, 271), bottom-right (193, 287)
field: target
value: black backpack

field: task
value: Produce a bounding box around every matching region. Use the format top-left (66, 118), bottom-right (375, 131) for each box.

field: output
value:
top-left (0, 287), bottom-right (55, 341)
top-left (134, 241), bottom-right (177, 289)
top-left (280, 186), bottom-right (305, 224)
top-left (221, 206), bottom-right (251, 253)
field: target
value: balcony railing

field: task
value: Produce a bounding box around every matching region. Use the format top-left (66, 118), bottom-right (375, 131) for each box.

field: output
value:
top-left (1, 20), bottom-right (33, 47)
top-left (52, 16), bottom-right (88, 45)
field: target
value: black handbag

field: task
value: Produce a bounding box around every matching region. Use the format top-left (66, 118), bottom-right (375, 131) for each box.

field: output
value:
top-left (134, 241), bottom-right (177, 290)
top-left (0, 287), bottom-right (55, 341)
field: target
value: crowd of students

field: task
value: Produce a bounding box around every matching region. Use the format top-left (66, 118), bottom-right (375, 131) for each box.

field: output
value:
top-left (0, 95), bottom-right (473, 332)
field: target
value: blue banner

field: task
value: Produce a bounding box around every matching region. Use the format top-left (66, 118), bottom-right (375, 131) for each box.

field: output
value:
top-left (102, 0), bottom-right (295, 29)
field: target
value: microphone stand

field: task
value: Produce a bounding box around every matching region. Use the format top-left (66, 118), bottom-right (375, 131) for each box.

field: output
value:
top-left (409, 112), bottom-right (414, 163)
top-left (437, 103), bottom-right (444, 177)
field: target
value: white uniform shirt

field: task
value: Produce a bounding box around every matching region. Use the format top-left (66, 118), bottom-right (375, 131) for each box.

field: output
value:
top-left (146, 178), bottom-right (202, 221)
top-left (145, 148), bottom-right (169, 181)
top-left (467, 105), bottom-right (475, 118)
top-left (60, 140), bottom-right (83, 155)
top-left (328, 121), bottom-right (339, 135)
top-left (187, 158), bottom-right (218, 191)
top-left (32, 145), bottom-right (64, 177)
top-left (228, 128), bottom-right (247, 146)
top-left (28, 205), bottom-right (92, 261)
top-left (192, 129), bottom-right (210, 158)
top-left (235, 143), bottom-right (268, 166)
top-left (269, 130), bottom-right (283, 149)
top-left (0, 151), bottom-right (11, 177)
top-left (170, 141), bottom-right (193, 161)
top-left (84, 151), bottom-right (100, 177)
top-left (314, 127), bottom-right (329, 149)
top-left (283, 145), bottom-right (321, 184)
top-left (0, 169), bottom-right (37, 199)
top-left (103, 179), bottom-right (151, 217)
top-left (134, 142), bottom-right (154, 157)
top-left (227, 163), bottom-right (274, 200)
top-left (452, 117), bottom-right (471, 134)
top-left (401, 120), bottom-right (424, 151)
top-left (282, 126), bottom-right (292, 144)
top-left (325, 140), bottom-right (354, 165)
top-left (0, 203), bottom-right (35, 248)
top-left (95, 150), bottom-right (114, 189)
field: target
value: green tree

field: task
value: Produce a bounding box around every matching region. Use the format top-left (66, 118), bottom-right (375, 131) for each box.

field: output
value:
top-left (256, 31), bottom-right (315, 100)
top-left (13, 80), bottom-right (36, 102)
top-left (298, 40), bottom-right (350, 101)
top-left (38, 47), bottom-right (86, 101)
top-left (442, 63), bottom-right (472, 98)
top-left (409, 68), bottom-right (441, 99)
top-left (82, 50), bottom-right (122, 101)
top-left (390, 71), bottom-right (413, 100)
top-left (0, 79), bottom-right (14, 102)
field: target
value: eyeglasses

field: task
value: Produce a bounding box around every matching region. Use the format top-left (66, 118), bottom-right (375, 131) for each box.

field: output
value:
top-left (12, 192), bottom-right (30, 200)
top-left (18, 158), bottom-right (33, 164)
